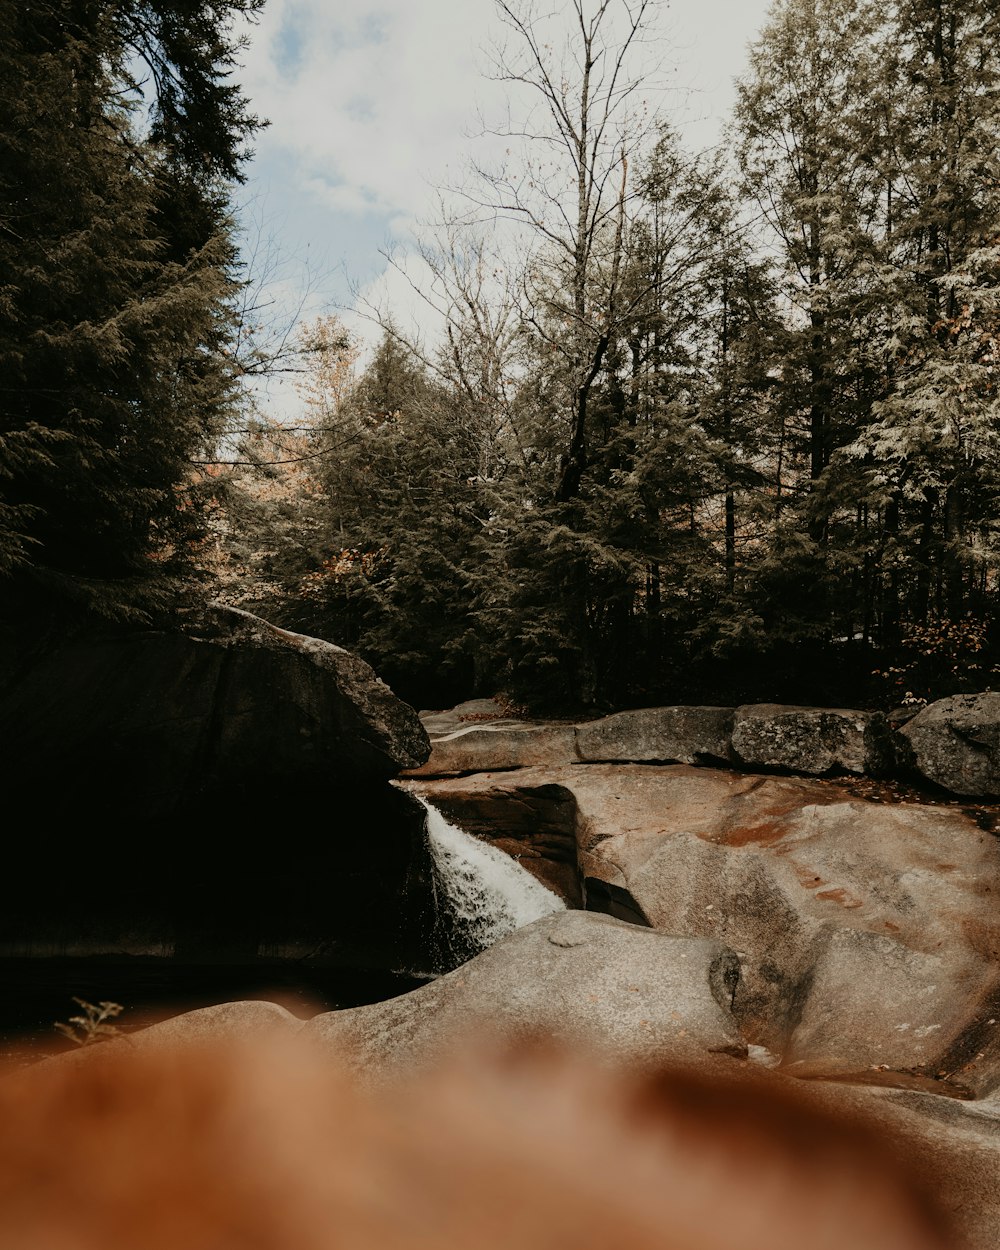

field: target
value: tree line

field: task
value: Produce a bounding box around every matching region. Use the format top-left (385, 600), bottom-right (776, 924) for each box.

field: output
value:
top-left (3, 0), bottom-right (998, 714)
top-left (218, 0), bottom-right (1000, 712)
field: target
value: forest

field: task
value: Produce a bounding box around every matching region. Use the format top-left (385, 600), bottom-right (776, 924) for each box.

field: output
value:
top-left (3, 0), bottom-right (1000, 715)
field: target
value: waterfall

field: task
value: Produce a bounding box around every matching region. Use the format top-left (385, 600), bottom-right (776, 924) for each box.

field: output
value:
top-left (419, 799), bottom-right (565, 967)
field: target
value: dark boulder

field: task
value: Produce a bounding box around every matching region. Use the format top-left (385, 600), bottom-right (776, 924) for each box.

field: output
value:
top-left (0, 605), bottom-right (428, 810)
top-left (0, 607), bottom-right (435, 968)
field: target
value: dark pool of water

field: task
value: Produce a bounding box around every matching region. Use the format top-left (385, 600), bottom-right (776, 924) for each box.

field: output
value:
top-left (0, 959), bottom-right (428, 1058)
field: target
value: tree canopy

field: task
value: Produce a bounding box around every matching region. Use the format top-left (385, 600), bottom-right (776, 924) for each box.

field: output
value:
top-left (233, 0), bottom-right (1000, 713)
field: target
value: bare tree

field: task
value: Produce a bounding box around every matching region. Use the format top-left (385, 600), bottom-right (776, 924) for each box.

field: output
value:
top-left (470, 0), bottom-right (664, 501)
top-left (350, 207), bottom-right (532, 493)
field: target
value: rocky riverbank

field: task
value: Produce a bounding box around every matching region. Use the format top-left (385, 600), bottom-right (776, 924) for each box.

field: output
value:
top-left (406, 694), bottom-right (1000, 797)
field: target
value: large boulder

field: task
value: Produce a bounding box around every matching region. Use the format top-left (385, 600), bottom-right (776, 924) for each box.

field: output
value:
top-left (0, 605), bottom-right (429, 807)
top-left (0, 607), bottom-right (437, 968)
top-left (731, 703), bottom-right (889, 775)
top-left (575, 705), bottom-right (735, 765)
top-left (901, 693), bottom-right (1000, 796)
top-left (305, 911), bottom-right (746, 1075)
top-left (411, 764), bottom-right (1000, 1096)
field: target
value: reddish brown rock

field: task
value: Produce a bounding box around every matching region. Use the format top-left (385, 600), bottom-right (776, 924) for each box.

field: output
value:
top-left (411, 764), bottom-right (1000, 1096)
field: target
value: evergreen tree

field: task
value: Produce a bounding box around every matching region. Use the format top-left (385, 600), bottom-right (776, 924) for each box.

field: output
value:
top-left (0, 0), bottom-right (262, 622)
top-left (845, 0), bottom-right (1000, 630)
top-left (274, 331), bottom-right (493, 707)
top-left (735, 0), bottom-right (888, 638)
top-left (736, 0), bottom-right (1000, 653)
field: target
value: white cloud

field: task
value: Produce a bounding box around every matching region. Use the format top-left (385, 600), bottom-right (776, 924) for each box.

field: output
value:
top-left (241, 0), bottom-right (499, 235)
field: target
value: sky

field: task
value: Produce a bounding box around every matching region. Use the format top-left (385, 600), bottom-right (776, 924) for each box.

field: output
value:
top-left (234, 0), bottom-right (776, 415)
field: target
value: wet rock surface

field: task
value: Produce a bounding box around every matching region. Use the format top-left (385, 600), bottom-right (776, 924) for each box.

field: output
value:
top-left (409, 763), bottom-right (1000, 1097)
top-left (409, 781), bottom-right (582, 904)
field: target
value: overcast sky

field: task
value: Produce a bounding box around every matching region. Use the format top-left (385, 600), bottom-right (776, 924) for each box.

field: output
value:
top-left (235, 0), bottom-right (775, 410)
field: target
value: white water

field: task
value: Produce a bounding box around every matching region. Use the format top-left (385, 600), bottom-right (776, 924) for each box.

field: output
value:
top-left (419, 799), bottom-right (565, 957)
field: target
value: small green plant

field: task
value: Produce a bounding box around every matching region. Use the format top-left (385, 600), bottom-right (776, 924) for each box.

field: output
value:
top-left (54, 998), bottom-right (124, 1047)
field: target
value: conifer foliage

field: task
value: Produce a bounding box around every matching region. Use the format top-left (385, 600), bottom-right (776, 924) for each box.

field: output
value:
top-left (259, 0), bottom-right (1000, 712)
top-left (0, 0), bottom-right (262, 621)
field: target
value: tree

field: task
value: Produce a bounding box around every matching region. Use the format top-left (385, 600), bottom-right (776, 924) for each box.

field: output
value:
top-left (199, 315), bottom-right (359, 610)
top-left (846, 0), bottom-right (1000, 628)
top-left (266, 329), bottom-right (495, 708)
top-left (731, 0), bottom-right (1000, 680)
top-left (0, 0), bottom-right (263, 622)
top-left (477, 0), bottom-right (662, 504)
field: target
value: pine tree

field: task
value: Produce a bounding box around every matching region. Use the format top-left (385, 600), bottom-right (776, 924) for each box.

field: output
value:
top-left (735, 0), bottom-right (1000, 651)
top-left (273, 330), bottom-right (493, 707)
top-left (0, 0), bottom-right (262, 623)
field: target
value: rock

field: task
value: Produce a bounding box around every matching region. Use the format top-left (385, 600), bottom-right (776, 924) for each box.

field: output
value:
top-left (731, 703), bottom-right (888, 775)
top-left (418, 698), bottom-right (512, 736)
top-left (411, 763), bottom-right (1000, 1096)
top-left (784, 927), bottom-right (1000, 1090)
top-left (123, 1000), bottom-right (303, 1046)
top-left (414, 699), bottom-right (902, 780)
top-left (305, 911), bottom-right (746, 1075)
top-left (575, 706), bottom-right (735, 765)
top-left (0, 606), bottom-right (438, 968)
top-left (407, 723), bottom-right (579, 776)
top-left (814, 1081), bottom-right (1000, 1250)
top-left (901, 693), bottom-right (1000, 796)
top-left (575, 768), bottom-right (1000, 1095)
top-left (0, 605), bottom-right (429, 804)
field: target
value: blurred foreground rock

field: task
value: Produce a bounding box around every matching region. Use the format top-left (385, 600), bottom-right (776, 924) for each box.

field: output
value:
top-left (130, 917), bottom-right (1000, 1249)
